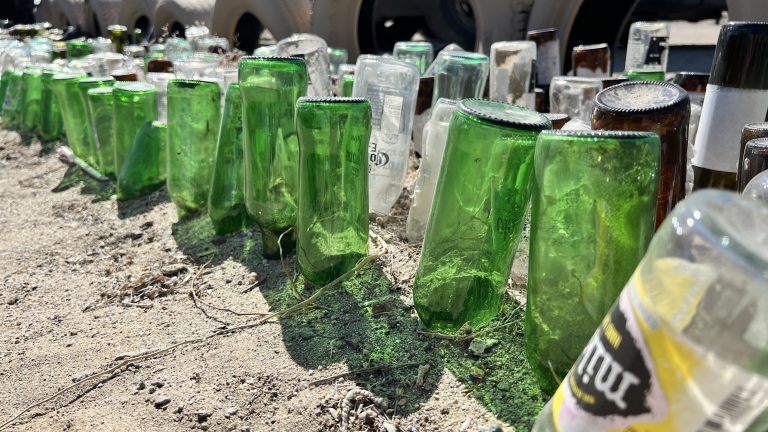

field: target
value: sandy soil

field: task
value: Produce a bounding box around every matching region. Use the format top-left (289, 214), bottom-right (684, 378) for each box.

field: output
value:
top-left (0, 128), bottom-right (545, 432)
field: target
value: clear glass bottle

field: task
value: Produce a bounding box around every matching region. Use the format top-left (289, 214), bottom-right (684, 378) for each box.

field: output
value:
top-left (694, 23), bottom-right (768, 191)
top-left (624, 21), bottom-right (670, 81)
top-left (533, 190), bottom-right (768, 432)
top-left (166, 79), bottom-right (222, 215)
top-left (406, 98), bottom-right (457, 244)
top-left (592, 81), bottom-right (690, 229)
top-left (393, 41), bottom-right (434, 75)
top-left (413, 99), bottom-right (551, 331)
top-left (526, 130), bottom-right (660, 395)
top-left (527, 28), bottom-right (561, 112)
top-left (208, 84), bottom-right (248, 235)
top-left (145, 72), bottom-right (175, 123)
top-left (743, 169), bottom-right (768, 201)
top-left (295, 97), bottom-right (372, 286)
top-left (489, 41), bottom-right (537, 109)
top-left (2, 69), bottom-right (24, 130)
top-left (352, 55), bottom-right (420, 215)
top-left (673, 71), bottom-right (709, 195)
top-left (276, 33), bottom-right (332, 97)
top-left (431, 51), bottom-right (489, 106)
top-left (549, 76), bottom-right (602, 123)
top-left (327, 47), bottom-right (348, 76)
top-left (239, 56), bottom-right (308, 258)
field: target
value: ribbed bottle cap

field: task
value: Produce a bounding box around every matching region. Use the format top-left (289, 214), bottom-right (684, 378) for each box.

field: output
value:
top-left (298, 96), bottom-right (368, 104)
top-left (540, 129), bottom-right (659, 140)
top-left (746, 137), bottom-right (768, 149)
top-left (168, 79), bottom-right (220, 89)
top-left (240, 55), bottom-right (304, 63)
top-left (744, 122), bottom-right (768, 132)
top-left (458, 98), bottom-right (550, 130)
top-left (87, 86), bottom-right (113, 95)
top-left (710, 22), bottom-right (768, 89)
top-left (594, 81), bottom-right (688, 115)
top-left (672, 72), bottom-right (709, 93)
top-left (79, 76), bottom-right (115, 84)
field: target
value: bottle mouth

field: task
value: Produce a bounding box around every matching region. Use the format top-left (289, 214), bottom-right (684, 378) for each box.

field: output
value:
top-left (539, 129), bottom-right (658, 140)
top-left (594, 80), bottom-right (689, 115)
top-left (458, 98), bottom-right (550, 131)
top-left (298, 96), bottom-right (368, 104)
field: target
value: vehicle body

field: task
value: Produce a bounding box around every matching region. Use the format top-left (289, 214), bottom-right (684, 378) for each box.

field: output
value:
top-left (18, 0), bottom-right (764, 68)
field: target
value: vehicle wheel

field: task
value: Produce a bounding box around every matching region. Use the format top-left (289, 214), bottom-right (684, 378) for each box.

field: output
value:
top-left (210, 0), bottom-right (309, 53)
top-left (153, 0), bottom-right (215, 35)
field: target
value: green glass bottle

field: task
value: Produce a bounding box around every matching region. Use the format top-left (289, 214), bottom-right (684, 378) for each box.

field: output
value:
top-left (66, 40), bottom-right (94, 59)
top-left (239, 56), bottom-right (308, 258)
top-left (20, 66), bottom-right (42, 133)
top-left (295, 97), bottom-right (372, 287)
top-left (341, 74), bottom-right (354, 97)
top-left (117, 121), bottom-right (167, 200)
top-left (0, 70), bottom-right (11, 111)
top-left (51, 72), bottom-right (89, 158)
top-left (40, 68), bottom-right (64, 142)
top-left (166, 79), bottom-right (221, 215)
top-left (413, 99), bottom-right (551, 332)
top-left (86, 87), bottom-right (116, 177)
top-left (112, 81), bottom-right (158, 187)
top-left (393, 41), bottom-right (434, 74)
top-left (77, 76), bottom-right (115, 169)
top-left (525, 130), bottom-right (660, 394)
top-left (2, 69), bottom-right (24, 129)
top-left (208, 84), bottom-right (248, 235)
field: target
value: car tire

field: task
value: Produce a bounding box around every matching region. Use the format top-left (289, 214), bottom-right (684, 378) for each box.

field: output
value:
top-left (153, 0), bottom-right (215, 34)
top-left (210, 0), bottom-right (310, 51)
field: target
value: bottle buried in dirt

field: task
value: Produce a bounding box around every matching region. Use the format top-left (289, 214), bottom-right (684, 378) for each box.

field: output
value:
top-left (66, 40), bottom-right (94, 59)
top-left (51, 72), bottom-right (89, 158)
top-left (413, 99), bottom-right (551, 332)
top-left (571, 43), bottom-right (611, 77)
top-left (406, 98), bottom-right (457, 244)
top-left (431, 51), bottom-right (489, 106)
top-left (295, 97), bottom-right (372, 287)
top-left (526, 130), bottom-right (660, 395)
top-left (737, 124), bottom-right (768, 191)
top-left (2, 69), bottom-right (24, 130)
top-left (118, 121), bottom-right (167, 200)
top-left (693, 22), bottom-right (768, 191)
top-left (86, 87), bottom-right (116, 177)
top-left (624, 21), bottom-right (670, 81)
top-left (166, 79), bottom-right (221, 215)
top-left (592, 81), bottom-right (689, 229)
top-left (276, 34), bottom-right (332, 97)
top-left (239, 56), bottom-right (308, 259)
top-left (532, 190), bottom-right (768, 432)
top-left (20, 66), bottom-right (42, 133)
top-left (393, 41), bottom-right (434, 75)
top-left (40, 68), bottom-right (64, 142)
top-left (738, 138), bottom-right (768, 192)
top-left (527, 28), bottom-right (561, 112)
top-left (208, 84), bottom-right (249, 235)
top-left (673, 71), bottom-right (709, 195)
top-left (112, 81), bottom-right (157, 195)
top-left (77, 76), bottom-right (116, 170)
top-left (352, 55), bottom-right (419, 215)
top-left (489, 41), bottom-right (537, 110)
top-left (549, 76), bottom-right (602, 123)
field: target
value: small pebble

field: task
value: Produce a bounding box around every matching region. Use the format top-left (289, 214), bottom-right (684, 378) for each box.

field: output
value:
top-left (153, 396), bottom-right (171, 409)
top-left (477, 425), bottom-right (503, 432)
top-left (195, 410), bottom-right (212, 423)
top-left (136, 381), bottom-right (146, 391)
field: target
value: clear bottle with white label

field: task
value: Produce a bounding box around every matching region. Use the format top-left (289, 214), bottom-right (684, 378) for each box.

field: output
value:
top-left (406, 98), bottom-right (456, 243)
top-left (694, 22), bottom-right (768, 191)
top-left (624, 21), bottom-right (670, 81)
top-left (352, 55), bottom-right (420, 215)
top-left (533, 189), bottom-right (768, 432)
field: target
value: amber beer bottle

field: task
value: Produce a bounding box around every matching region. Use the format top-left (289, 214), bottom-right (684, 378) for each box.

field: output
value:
top-left (592, 81), bottom-right (689, 228)
top-left (571, 43), bottom-right (611, 77)
top-left (736, 123), bottom-right (768, 190)
top-left (693, 22), bottom-right (768, 190)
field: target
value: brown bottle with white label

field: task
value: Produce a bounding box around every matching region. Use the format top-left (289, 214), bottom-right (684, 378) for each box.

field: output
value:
top-left (693, 22), bottom-right (768, 191)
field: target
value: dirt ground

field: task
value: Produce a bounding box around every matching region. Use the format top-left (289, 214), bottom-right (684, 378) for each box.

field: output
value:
top-left (0, 127), bottom-right (546, 432)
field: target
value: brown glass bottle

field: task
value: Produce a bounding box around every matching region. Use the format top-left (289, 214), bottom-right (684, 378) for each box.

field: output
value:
top-left (543, 113), bottom-right (569, 129)
top-left (527, 28), bottom-right (561, 112)
top-left (736, 123), bottom-right (768, 191)
top-left (534, 88), bottom-right (544, 112)
top-left (111, 69), bottom-right (139, 82)
top-left (693, 22), bottom-right (768, 191)
top-left (147, 59), bottom-right (174, 73)
top-left (673, 72), bottom-right (708, 104)
top-left (571, 43), bottom-right (611, 77)
top-left (738, 137), bottom-right (768, 191)
top-left (593, 81), bottom-right (689, 228)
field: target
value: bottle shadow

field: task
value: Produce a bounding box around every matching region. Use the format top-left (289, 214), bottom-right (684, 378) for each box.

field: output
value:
top-left (116, 187), bottom-right (171, 219)
top-left (259, 261), bottom-right (446, 416)
top-left (170, 211), bottom-right (258, 269)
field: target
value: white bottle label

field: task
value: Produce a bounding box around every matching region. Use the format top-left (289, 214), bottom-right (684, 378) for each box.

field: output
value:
top-left (693, 84), bottom-right (768, 173)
